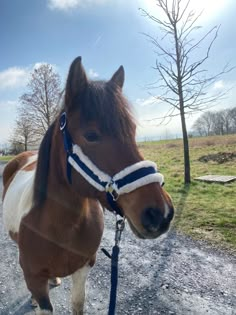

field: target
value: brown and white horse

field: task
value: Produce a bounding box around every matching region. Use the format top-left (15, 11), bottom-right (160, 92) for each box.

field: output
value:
top-left (2, 57), bottom-right (174, 315)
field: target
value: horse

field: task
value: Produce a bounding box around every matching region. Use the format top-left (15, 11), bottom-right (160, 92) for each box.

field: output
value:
top-left (2, 56), bottom-right (174, 315)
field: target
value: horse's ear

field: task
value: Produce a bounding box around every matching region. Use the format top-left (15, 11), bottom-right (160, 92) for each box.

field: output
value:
top-left (110, 66), bottom-right (125, 89)
top-left (65, 56), bottom-right (88, 109)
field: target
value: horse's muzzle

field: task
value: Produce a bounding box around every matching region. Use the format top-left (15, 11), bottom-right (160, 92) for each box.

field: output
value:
top-left (141, 206), bottom-right (174, 238)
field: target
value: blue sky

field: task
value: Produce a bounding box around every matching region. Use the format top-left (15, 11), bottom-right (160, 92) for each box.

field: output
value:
top-left (0, 0), bottom-right (235, 146)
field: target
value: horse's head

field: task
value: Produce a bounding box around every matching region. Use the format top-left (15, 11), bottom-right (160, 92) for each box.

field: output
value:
top-left (61, 56), bottom-right (174, 239)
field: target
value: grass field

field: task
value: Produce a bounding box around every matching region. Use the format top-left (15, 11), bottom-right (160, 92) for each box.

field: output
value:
top-left (139, 134), bottom-right (236, 253)
top-left (0, 156), bottom-right (13, 162)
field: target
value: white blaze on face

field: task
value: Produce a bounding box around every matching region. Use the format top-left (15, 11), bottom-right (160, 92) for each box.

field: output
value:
top-left (162, 196), bottom-right (171, 219)
top-left (3, 155), bottom-right (37, 233)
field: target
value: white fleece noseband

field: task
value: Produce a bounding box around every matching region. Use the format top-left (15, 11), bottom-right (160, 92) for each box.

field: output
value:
top-left (68, 144), bottom-right (164, 199)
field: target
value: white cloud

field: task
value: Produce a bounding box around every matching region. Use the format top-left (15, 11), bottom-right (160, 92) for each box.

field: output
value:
top-left (0, 100), bottom-right (18, 144)
top-left (0, 62), bottom-right (59, 92)
top-left (48, 0), bottom-right (108, 10)
top-left (135, 96), bottom-right (169, 120)
top-left (0, 62), bottom-right (56, 144)
top-left (137, 0), bottom-right (230, 25)
top-left (213, 80), bottom-right (224, 90)
top-left (34, 62), bottom-right (48, 69)
top-left (0, 100), bottom-right (17, 110)
top-left (88, 68), bottom-right (99, 79)
top-left (134, 96), bottom-right (181, 140)
top-left (0, 67), bottom-right (29, 90)
top-left (48, 0), bottom-right (80, 10)
top-left (33, 62), bottom-right (59, 73)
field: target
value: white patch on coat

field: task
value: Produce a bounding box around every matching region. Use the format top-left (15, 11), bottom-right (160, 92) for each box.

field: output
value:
top-left (71, 264), bottom-right (91, 313)
top-left (23, 154), bottom-right (38, 169)
top-left (3, 155), bottom-right (37, 233)
top-left (48, 277), bottom-right (61, 286)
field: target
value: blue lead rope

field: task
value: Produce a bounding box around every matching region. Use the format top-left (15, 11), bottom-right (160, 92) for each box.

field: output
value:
top-left (101, 219), bottom-right (125, 315)
top-left (108, 244), bottom-right (120, 315)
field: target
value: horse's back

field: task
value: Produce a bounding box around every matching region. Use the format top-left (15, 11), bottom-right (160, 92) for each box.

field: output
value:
top-left (2, 152), bottom-right (38, 235)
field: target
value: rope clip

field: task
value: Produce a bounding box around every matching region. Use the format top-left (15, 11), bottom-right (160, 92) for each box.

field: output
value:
top-left (115, 218), bottom-right (125, 246)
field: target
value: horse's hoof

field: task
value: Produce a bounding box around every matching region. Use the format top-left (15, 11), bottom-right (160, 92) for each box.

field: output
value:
top-left (48, 277), bottom-right (61, 287)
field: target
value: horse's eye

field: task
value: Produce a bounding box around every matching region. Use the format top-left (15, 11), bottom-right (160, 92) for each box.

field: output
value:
top-left (84, 131), bottom-right (100, 143)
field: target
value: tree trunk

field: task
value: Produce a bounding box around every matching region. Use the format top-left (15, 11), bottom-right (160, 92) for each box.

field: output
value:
top-left (180, 107), bottom-right (191, 183)
top-left (174, 24), bottom-right (191, 184)
top-left (25, 136), bottom-right (28, 151)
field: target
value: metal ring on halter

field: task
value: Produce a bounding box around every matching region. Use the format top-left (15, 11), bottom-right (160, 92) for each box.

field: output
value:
top-left (60, 112), bottom-right (67, 131)
top-left (105, 181), bottom-right (119, 201)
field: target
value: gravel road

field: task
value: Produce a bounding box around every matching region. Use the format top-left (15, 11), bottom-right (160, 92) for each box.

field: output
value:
top-left (0, 162), bottom-right (235, 315)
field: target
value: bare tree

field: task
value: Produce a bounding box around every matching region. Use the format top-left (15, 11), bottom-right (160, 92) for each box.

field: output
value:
top-left (191, 118), bottom-right (206, 136)
top-left (213, 109), bottom-right (234, 135)
top-left (9, 107), bottom-right (40, 152)
top-left (140, 0), bottom-right (233, 183)
top-left (20, 64), bottom-right (61, 139)
top-left (192, 111), bottom-right (215, 136)
top-left (229, 107), bottom-right (236, 133)
top-left (192, 107), bottom-right (236, 136)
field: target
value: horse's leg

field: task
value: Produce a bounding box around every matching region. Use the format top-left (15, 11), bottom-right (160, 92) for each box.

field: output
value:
top-left (71, 264), bottom-right (91, 315)
top-left (24, 273), bottom-right (53, 315)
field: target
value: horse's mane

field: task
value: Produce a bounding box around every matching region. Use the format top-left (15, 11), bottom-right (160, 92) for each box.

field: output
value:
top-left (33, 121), bottom-right (55, 208)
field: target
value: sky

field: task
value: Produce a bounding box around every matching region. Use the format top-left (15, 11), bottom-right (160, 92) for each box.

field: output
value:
top-left (0, 0), bottom-right (235, 146)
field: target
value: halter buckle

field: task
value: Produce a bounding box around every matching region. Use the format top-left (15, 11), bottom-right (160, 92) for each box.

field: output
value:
top-left (105, 181), bottom-right (119, 201)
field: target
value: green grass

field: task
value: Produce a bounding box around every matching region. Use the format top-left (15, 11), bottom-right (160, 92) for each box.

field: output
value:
top-left (0, 155), bottom-right (13, 162)
top-left (139, 134), bottom-right (236, 253)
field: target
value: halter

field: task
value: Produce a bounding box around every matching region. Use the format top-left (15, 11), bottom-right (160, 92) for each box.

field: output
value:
top-left (59, 112), bottom-right (164, 216)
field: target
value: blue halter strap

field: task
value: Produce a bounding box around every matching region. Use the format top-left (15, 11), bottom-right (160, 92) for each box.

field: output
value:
top-left (59, 112), bottom-right (164, 216)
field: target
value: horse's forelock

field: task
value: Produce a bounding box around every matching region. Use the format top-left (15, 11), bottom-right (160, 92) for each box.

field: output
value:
top-left (76, 80), bottom-right (136, 141)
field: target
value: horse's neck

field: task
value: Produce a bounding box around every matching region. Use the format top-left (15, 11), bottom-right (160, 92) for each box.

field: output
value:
top-left (46, 135), bottom-right (84, 214)
top-left (45, 145), bottom-right (104, 256)
top-left (31, 123), bottom-right (104, 257)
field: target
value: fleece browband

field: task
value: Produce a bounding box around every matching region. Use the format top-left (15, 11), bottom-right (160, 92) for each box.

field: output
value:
top-left (60, 112), bottom-right (164, 215)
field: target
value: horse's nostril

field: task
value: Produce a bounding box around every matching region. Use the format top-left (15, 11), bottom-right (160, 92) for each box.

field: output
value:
top-left (141, 207), bottom-right (163, 231)
top-left (168, 207), bottom-right (174, 221)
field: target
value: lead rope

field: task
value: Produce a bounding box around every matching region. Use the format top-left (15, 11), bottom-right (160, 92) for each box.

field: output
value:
top-left (101, 217), bottom-right (125, 315)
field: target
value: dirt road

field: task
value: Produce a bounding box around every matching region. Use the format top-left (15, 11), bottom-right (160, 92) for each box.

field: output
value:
top-left (0, 162), bottom-right (235, 315)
